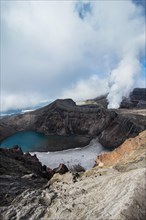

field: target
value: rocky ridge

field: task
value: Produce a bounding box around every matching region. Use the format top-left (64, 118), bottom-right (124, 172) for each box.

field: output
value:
top-left (0, 92), bottom-right (146, 150)
top-left (0, 146), bottom-right (69, 207)
top-left (0, 131), bottom-right (146, 220)
top-left (86, 88), bottom-right (146, 109)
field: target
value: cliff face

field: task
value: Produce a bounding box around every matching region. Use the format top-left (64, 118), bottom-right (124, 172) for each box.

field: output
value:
top-left (0, 99), bottom-right (110, 139)
top-left (98, 112), bottom-right (145, 148)
top-left (33, 99), bottom-right (112, 136)
top-left (0, 98), bottom-right (146, 150)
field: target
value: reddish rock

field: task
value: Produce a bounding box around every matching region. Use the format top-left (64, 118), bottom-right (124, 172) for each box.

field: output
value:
top-left (95, 130), bottom-right (146, 167)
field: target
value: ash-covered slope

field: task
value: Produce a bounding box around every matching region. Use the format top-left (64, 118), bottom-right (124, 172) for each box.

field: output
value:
top-left (0, 131), bottom-right (145, 220)
top-left (0, 95), bottom-right (146, 150)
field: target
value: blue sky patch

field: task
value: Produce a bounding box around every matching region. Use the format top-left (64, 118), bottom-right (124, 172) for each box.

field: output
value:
top-left (75, 1), bottom-right (92, 19)
top-left (132, 0), bottom-right (146, 9)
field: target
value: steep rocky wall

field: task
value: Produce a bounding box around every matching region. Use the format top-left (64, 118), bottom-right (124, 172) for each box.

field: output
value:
top-left (98, 114), bottom-right (145, 148)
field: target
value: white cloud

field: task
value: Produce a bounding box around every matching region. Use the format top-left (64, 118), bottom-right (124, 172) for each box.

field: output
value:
top-left (1, 0), bottom-right (145, 111)
top-left (0, 93), bottom-right (41, 112)
top-left (62, 75), bottom-right (109, 101)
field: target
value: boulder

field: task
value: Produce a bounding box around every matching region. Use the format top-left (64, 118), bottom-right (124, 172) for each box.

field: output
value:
top-left (53, 163), bottom-right (69, 174)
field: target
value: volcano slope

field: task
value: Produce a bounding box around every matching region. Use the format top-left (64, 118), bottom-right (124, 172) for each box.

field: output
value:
top-left (0, 130), bottom-right (145, 220)
top-left (0, 97), bottom-right (146, 151)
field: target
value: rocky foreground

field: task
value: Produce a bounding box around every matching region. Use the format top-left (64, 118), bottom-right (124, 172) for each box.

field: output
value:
top-left (0, 131), bottom-right (146, 220)
top-left (0, 88), bottom-right (146, 151)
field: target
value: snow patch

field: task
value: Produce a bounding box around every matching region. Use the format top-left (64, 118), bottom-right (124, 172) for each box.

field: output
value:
top-left (31, 139), bottom-right (108, 170)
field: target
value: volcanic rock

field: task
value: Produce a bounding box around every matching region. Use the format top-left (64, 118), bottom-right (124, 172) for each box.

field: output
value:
top-left (0, 99), bottom-right (113, 150)
top-left (98, 112), bottom-right (145, 148)
top-left (0, 131), bottom-right (146, 220)
top-left (96, 130), bottom-right (146, 169)
top-left (86, 93), bottom-right (108, 108)
top-left (0, 146), bottom-right (70, 207)
top-left (120, 88), bottom-right (146, 109)
top-left (0, 146), bottom-right (53, 179)
top-left (53, 163), bottom-right (69, 174)
top-left (0, 93), bottom-right (146, 150)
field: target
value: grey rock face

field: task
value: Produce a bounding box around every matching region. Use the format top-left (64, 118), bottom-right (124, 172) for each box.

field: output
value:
top-left (99, 113), bottom-right (145, 148)
top-left (33, 99), bottom-right (112, 136)
top-left (120, 88), bottom-right (146, 109)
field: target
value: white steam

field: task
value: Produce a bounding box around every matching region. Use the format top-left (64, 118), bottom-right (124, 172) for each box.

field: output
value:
top-left (107, 55), bottom-right (141, 109)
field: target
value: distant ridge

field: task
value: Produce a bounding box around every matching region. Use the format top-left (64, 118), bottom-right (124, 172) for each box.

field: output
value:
top-left (0, 89), bottom-right (146, 151)
top-left (85, 88), bottom-right (146, 109)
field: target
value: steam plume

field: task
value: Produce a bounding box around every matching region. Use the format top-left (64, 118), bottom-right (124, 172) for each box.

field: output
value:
top-left (107, 55), bottom-right (141, 109)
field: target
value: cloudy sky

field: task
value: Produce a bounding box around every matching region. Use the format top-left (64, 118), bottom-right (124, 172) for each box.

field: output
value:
top-left (1, 0), bottom-right (145, 111)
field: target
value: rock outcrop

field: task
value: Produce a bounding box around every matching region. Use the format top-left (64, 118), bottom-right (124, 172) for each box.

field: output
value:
top-left (53, 163), bottom-right (69, 174)
top-left (0, 146), bottom-right (70, 207)
top-left (0, 145), bottom-right (54, 180)
top-left (0, 131), bottom-right (146, 220)
top-left (120, 88), bottom-right (146, 109)
top-left (98, 112), bottom-right (145, 148)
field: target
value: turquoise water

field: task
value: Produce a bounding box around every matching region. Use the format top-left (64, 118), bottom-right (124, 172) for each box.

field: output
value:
top-left (0, 131), bottom-right (92, 152)
top-left (0, 131), bottom-right (49, 152)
